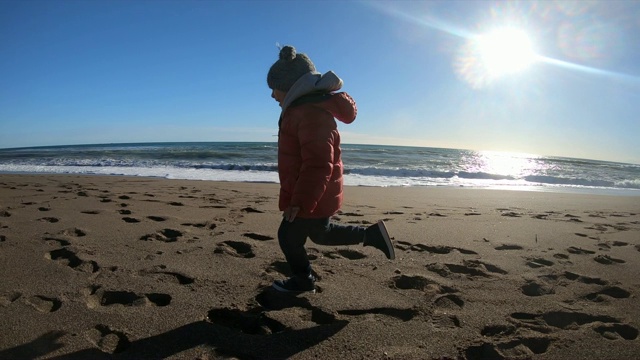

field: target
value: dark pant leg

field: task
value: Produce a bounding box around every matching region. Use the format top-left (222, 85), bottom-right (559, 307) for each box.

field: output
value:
top-left (278, 217), bottom-right (367, 276)
top-left (278, 217), bottom-right (313, 276)
top-left (308, 218), bottom-right (366, 246)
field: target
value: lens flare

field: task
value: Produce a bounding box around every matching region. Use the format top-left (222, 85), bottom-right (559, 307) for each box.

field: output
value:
top-left (455, 27), bottom-right (538, 88)
top-left (364, 1), bottom-right (640, 89)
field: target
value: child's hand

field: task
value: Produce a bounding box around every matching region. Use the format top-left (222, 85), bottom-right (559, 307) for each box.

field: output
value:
top-left (283, 206), bottom-right (300, 222)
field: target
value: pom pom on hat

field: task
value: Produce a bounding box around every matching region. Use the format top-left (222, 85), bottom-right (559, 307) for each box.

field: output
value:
top-left (267, 45), bottom-right (317, 91)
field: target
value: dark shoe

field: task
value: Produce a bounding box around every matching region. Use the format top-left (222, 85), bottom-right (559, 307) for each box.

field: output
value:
top-left (364, 220), bottom-right (395, 260)
top-left (272, 274), bottom-right (316, 294)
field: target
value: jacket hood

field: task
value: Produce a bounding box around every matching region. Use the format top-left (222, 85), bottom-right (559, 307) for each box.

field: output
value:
top-left (281, 71), bottom-right (356, 124)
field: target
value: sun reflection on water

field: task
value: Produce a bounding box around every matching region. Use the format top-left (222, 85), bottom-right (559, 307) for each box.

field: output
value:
top-left (462, 150), bottom-right (548, 178)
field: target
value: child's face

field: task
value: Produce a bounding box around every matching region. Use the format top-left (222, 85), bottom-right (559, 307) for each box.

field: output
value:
top-left (271, 89), bottom-right (287, 107)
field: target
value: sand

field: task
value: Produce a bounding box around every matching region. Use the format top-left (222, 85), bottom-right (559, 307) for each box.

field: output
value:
top-left (0, 174), bottom-right (639, 359)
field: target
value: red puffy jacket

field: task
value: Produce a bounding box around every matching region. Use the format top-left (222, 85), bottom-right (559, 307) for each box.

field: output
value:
top-left (278, 92), bottom-right (357, 218)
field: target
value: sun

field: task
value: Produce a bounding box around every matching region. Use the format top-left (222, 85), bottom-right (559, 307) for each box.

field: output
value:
top-left (474, 27), bottom-right (537, 77)
top-left (455, 26), bottom-right (538, 88)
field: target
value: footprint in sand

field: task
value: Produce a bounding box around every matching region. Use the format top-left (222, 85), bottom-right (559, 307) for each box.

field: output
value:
top-left (567, 246), bottom-right (595, 255)
top-left (0, 235), bottom-right (6, 242)
top-left (182, 221), bottom-right (217, 230)
top-left (181, 222), bottom-right (206, 228)
top-left (45, 248), bottom-right (99, 273)
top-left (101, 291), bottom-right (171, 307)
top-left (38, 217), bottom-right (59, 223)
top-left (338, 307), bottom-right (420, 322)
top-left (390, 274), bottom-right (438, 291)
top-left (522, 271), bottom-right (625, 299)
top-left (85, 324), bottom-right (130, 354)
top-left (495, 244), bottom-right (524, 250)
top-left (588, 223), bottom-right (629, 232)
top-left (510, 311), bottom-right (638, 341)
top-left (433, 293), bottom-right (466, 311)
top-left (0, 292), bottom-right (22, 306)
top-left (598, 242), bottom-right (611, 250)
top-left (389, 274), bottom-right (459, 302)
top-left (395, 241), bottom-right (477, 255)
top-left (122, 217), bottom-right (140, 223)
top-left (481, 324), bottom-right (516, 337)
top-left (521, 280), bottom-right (555, 297)
top-left (585, 286), bottom-right (631, 302)
top-left (594, 324), bottom-right (640, 341)
top-left (214, 240), bottom-right (255, 258)
top-left (563, 271), bottom-right (608, 285)
top-left (86, 288), bottom-right (172, 308)
top-left (60, 228), bottom-right (86, 237)
top-left (26, 295), bottom-right (62, 313)
top-left (426, 261), bottom-right (506, 280)
top-left (501, 211), bottom-right (522, 218)
top-left (139, 268), bottom-right (195, 285)
top-left (465, 260), bottom-right (508, 274)
top-left (429, 212), bottom-right (447, 217)
top-left (243, 232), bottom-right (274, 241)
top-left (139, 229), bottom-right (183, 242)
top-left (323, 249), bottom-right (367, 260)
top-left (525, 257), bottom-right (554, 269)
top-left (594, 255), bottom-right (625, 265)
top-left (463, 336), bottom-right (552, 359)
top-left (44, 237), bottom-right (71, 246)
top-left (201, 204), bottom-right (227, 209)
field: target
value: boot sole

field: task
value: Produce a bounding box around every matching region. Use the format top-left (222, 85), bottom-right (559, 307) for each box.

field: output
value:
top-left (377, 220), bottom-right (395, 260)
top-left (272, 283), bottom-right (316, 294)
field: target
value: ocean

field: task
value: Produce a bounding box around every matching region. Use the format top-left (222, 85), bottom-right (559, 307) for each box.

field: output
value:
top-left (1, 142), bottom-right (639, 196)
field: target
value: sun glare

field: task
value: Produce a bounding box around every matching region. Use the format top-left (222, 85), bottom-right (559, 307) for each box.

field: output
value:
top-left (456, 27), bottom-right (538, 88)
top-left (475, 28), bottom-right (537, 77)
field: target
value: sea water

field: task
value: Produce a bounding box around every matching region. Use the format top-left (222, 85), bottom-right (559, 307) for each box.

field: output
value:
top-left (0, 142), bottom-right (638, 196)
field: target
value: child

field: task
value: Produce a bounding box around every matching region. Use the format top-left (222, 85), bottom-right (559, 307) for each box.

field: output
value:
top-left (267, 45), bottom-right (395, 294)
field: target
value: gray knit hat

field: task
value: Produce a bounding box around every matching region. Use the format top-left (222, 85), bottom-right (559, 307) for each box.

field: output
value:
top-left (267, 45), bottom-right (317, 91)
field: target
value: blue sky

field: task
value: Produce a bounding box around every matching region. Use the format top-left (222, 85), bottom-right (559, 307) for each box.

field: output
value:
top-left (1, 0), bottom-right (639, 164)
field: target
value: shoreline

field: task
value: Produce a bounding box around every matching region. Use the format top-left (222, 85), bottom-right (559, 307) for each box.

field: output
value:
top-left (1, 174), bottom-right (639, 359)
top-left (1, 171), bottom-right (639, 198)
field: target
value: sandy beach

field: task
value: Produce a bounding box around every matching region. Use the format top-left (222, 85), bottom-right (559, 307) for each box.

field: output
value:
top-left (0, 174), bottom-right (638, 359)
